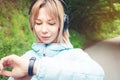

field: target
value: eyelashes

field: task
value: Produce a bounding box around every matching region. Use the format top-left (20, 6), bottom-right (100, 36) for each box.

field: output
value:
top-left (35, 19), bottom-right (56, 26)
top-left (35, 21), bottom-right (56, 26)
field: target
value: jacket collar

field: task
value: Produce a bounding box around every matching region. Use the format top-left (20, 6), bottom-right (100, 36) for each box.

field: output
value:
top-left (31, 42), bottom-right (73, 57)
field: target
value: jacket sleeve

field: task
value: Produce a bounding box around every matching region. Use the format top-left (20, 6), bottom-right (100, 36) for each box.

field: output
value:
top-left (35, 49), bottom-right (105, 80)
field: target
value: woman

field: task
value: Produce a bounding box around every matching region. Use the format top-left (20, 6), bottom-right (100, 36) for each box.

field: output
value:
top-left (0, 0), bottom-right (104, 80)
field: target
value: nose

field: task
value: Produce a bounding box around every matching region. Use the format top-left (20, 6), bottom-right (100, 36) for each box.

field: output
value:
top-left (41, 24), bottom-right (48, 34)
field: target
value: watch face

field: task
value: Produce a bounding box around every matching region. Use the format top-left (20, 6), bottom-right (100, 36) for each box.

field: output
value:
top-left (30, 57), bottom-right (36, 60)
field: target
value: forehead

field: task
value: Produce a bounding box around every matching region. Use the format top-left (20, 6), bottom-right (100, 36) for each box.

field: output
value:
top-left (37, 6), bottom-right (58, 21)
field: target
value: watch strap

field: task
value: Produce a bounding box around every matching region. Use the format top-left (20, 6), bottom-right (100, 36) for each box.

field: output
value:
top-left (28, 57), bottom-right (36, 76)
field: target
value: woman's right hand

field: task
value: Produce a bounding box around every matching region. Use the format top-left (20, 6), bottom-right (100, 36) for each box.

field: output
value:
top-left (0, 54), bottom-right (31, 79)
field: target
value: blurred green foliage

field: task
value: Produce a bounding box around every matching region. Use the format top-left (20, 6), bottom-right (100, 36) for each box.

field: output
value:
top-left (0, 0), bottom-right (35, 58)
top-left (0, 0), bottom-right (120, 79)
top-left (0, 0), bottom-right (35, 79)
top-left (65, 0), bottom-right (120, 43)
top-left (69, 30), bottom-right (86, 48)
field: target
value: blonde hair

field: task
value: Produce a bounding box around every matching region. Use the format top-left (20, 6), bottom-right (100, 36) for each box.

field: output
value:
top-left (29, 0), bottom-right (71, 45)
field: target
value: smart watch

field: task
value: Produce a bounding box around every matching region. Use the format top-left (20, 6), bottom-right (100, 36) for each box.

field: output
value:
top-left (28, 57), bottom-right (36, 76)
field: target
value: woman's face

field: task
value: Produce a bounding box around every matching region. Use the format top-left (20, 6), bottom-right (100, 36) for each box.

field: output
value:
top-left (34, 7), bottom-right (59, 44)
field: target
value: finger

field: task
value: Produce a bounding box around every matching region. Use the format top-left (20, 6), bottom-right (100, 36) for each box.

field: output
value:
top-left (0, 58), bottom-right (12, 68)
top-left (0, 54), bottom-right (20, 67)
top-left (0, 60), bottom-right (3, 70)
top-left (0, 70), bottom-right (12, 77)
top-left (0, 64), bottom-right (3, 70)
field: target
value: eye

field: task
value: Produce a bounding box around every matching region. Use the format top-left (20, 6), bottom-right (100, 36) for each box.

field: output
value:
top-left (48, 22), bottom-right (56, 25)
top-left (35, 20), bottom-right (42, 25)
top-left (36, 22), bottom-right (42, 25)
top-left (48, 20), bottom-right (56, 25)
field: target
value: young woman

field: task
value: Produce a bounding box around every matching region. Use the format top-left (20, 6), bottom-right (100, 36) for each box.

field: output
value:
top-left (0, 0), bottom-right (104, 80)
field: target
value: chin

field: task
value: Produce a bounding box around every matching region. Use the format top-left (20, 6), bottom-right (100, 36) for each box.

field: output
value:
top-left (40, 39), bottom-right (56, 44)
top-left (42, 41), bottom-right (52, 44)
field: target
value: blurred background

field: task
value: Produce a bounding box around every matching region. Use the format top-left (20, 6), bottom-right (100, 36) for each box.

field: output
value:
top-left (0, 0), bottom-right (120, 79)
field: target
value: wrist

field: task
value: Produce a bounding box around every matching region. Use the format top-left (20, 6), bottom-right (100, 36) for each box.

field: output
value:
top-left (33, 60), bottom-right (38, 75)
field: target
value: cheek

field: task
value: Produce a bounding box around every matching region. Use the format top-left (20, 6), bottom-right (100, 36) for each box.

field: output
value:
top-left (53, 28), bottom-right (59, 40)
top-left (34, 26), bottom-right (40, 32)
top-left (52, 27), bottom-right (59, 35)
top-left (52, 24), bottom-right (59, 34)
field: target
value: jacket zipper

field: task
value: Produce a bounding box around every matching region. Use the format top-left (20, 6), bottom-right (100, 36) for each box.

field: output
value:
top-left (43, 44), bottom-right (48, 57)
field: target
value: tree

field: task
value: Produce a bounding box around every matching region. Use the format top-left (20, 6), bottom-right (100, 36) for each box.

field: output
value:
top-left (65, 0), bottom-right (120, 40)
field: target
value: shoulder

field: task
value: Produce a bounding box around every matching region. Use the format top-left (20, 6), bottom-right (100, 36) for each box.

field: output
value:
top-left (70, 48), bottom-right (105, 76)
top-left (55, 48), bottom-right (105, 76)
top-left (58, 48), bottom-right (90, 60)
top-left (54, 48), bottom-right (93, 62)
top-left (22, 50), bottom-right (35, 58)
top-left (21, 50), bottom-right (40, 59)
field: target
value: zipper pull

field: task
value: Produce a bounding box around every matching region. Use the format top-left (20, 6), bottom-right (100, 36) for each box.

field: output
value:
top-left (43, 53), bottom-right (46, 56)
top-left (43, 44), bottom-right (48, 57)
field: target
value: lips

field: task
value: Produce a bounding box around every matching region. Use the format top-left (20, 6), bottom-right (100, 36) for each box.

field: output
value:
top-left (41, 36), bottom-right (50, 40)
top-left (42, 36), bottom-right (50, 38)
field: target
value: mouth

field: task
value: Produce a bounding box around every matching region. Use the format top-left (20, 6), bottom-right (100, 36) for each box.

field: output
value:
top-left (41, 36), bottom-right (50, 40)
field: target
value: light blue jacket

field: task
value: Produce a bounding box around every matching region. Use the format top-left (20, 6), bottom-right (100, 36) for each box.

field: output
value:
top-left (9, 42), bottom-right (104, 80)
